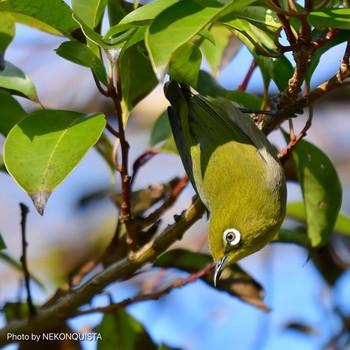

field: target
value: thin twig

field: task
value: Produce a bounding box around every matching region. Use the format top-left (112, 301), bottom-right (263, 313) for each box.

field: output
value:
top-left (130, 150), bottom-right (157, 188)
top-left (19, 203), bottom-right (36, 316)
top-left (238, 60), bottom-right (257, 91)
top-left (110, 63), bottom-right (137, 252)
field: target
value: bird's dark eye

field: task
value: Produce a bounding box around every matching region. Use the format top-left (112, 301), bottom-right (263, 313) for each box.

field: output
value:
top-left (223, 228), bottom-right (241, 247)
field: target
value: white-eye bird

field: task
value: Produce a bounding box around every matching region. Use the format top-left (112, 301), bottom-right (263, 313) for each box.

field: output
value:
top-left (165, 81), bottom-right (287, 285)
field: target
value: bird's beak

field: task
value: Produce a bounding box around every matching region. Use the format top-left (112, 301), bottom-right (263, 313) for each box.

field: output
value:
top-left (214, 254), bottom-right (229, 287)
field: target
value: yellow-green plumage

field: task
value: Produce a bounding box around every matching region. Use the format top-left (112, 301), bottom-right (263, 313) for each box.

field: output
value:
top-left (165, 81), bottom-right (287, 283)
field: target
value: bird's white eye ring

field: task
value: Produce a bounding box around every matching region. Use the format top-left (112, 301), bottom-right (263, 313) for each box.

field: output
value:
top-left (223, 228), bottom-right (241, 247)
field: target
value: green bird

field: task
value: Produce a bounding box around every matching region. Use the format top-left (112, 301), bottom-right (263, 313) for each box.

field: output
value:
top-left (165, 81), bottom-right (287, 285)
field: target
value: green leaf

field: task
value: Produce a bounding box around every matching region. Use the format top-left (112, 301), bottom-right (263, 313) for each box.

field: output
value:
top-left (283, 134), bottom-right (343, 247)
top-left (0, 90), bottom-right (27, 136)
top-left (222, 18), bottom-right (293, 91)
top-left (287, 202), bottom-right (350, 237)
top-left (145, 0), bottom-right (256, 80)
top-left (107, 0), bottom-right (128, 27)
top-left (119, 0), bottom-right (181, 26)
top-left (0, 234), bottom-right (6, 250)
top-left (234, 6), bottom-right (281, 31)
top-left (0, 12), bottom-right (15, 53)
top-left (200, 24), bottom-right (241, 76)
top-left (0, 0), bottom-right (83, 40)
top-left (0, 154), bottom-right (6, 173)
top-left (168, 42), bottom-right (202, 88)
top-left (0, 61), bottom-right (39, 102)
top-left (156, 249), bottom-right (212, 271)
top-left (55, 41), bottom-right (108, 86)
top-left (3, 110), bottom-right (106, 215)
top-left (97, 309), bottom-right (157, 350)
top-left (149, 110), bottom-right (172, 147)
top-left (72, 0), bottom-right (108, 28)
top-left (3, 302), bottom-right (31, 322)
top-left (308, 9), bottom-right (350, 30)
top-left (73, 13), bottom-right (136, 49)
top-left (120, 43), bottom-right (158, 111)
top-left (306, 30), bottom-right (350, 83)
top-left (197, 70), bottom-right (263, 109)
top-left (149, 110), bottom-right (178, 155)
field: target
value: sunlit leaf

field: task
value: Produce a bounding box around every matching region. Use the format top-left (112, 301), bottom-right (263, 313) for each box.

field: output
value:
top-left (72, 0), bottom-right (108, 28)
top-left (308, 8), bottom-right (350, 30)
top-left (146, 0), bottom-right (256, 80)
top-left (119, 0), bottom-right (181, 26)
top-left (0, 90), bottom-right (27, 136)
top-left (4, 110), bottom-right (106, 215)
top-left (200, 25), bottom-right (241, 76)
top-left (0, 61), bottom-right (39, 102)
top-left (283, 134), bottom-right (343, 247)
top-left (0, 0), bottom-right (82, 40)
top-left (55, 41), bottom-right (108, 86)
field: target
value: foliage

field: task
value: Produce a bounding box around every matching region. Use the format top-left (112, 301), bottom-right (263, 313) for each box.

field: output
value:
top-left (0, 0), bottom-right (350, 349)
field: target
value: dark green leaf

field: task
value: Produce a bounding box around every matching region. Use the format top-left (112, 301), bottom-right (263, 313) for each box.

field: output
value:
top-left (149, 110), bottom-right (178, 154)
top-left (308, 9), bottom-right (350, 30)
top-left (4, 110), bottom-right (106, 215)
top-left (0, 61), bottom-right (39, 102)
top-left (107, 0), bottom-right (128, 27)
top-left (0, 90), bottom-right (27, 136)
top-left (283, 133), bottom-right (343, 247)
top-left (55, 41), bottom-right (108, 86)
top-left (168, 42), bottom-right (202, 88)
top-left (0, 234), bottom-right (6, 250)
top-left (120, 44), bottom-right (158, 111)
top-left (306, 30), bottom-right (350, 83)
top-left (197, 70), bottom-right (263, 109)
top-left (274, 227), bottom-right (310, 247)
top-left (97, 309), bottom-right (157, 350)
top-left (156, 249), bottom-right (213, 271)
top-left (0, 12), bottom-right (15, 53)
